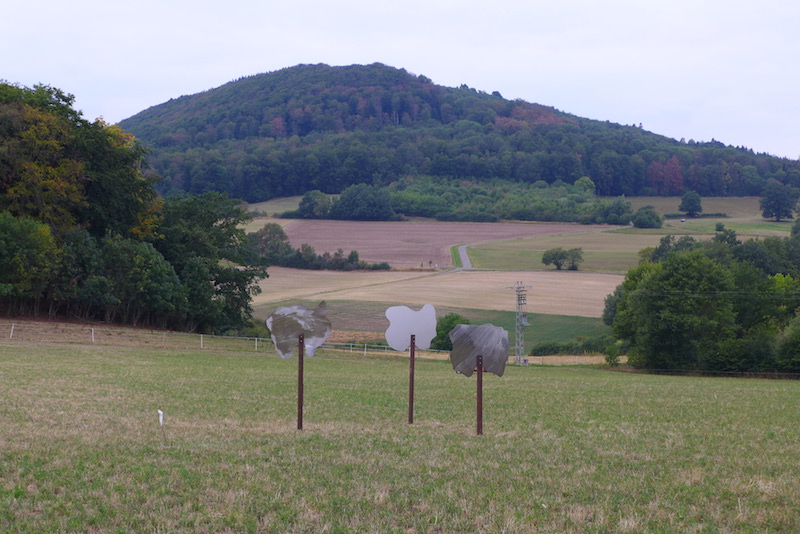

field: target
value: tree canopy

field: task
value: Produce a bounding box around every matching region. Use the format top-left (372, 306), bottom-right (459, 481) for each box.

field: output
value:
top-left (0, 82), bottom-right (267, 333)
top-left (679, 190), bottom-right (702, 217)
top-left (605, 230), bottom-right (800, 372)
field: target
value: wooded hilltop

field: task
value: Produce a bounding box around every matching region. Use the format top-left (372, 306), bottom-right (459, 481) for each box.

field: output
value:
top-left (120, 63), bottom-right (799, 202)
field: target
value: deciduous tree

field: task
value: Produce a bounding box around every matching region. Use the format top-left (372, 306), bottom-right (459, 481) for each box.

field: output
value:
top-left (679, 190), bottom-right (703, 217)
top-left (430, 312), bottom-right (470, 351)
top-left (760, 180), bottom-right (799, 222)
top-left (542, 247), bottom-right (568, 270)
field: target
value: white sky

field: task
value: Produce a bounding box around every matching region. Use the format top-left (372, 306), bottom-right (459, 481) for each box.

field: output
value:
top-left (3, 0), bottom-right (799, 158)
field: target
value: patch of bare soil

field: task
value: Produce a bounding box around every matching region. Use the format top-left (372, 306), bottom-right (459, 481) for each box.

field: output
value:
top-left (271, 218), bottom-right (608, 268)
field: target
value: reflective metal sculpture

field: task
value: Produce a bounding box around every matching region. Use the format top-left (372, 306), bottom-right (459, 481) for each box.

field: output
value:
top-left (267, 301), bottom-right (332, 359)
top-left (384, 304), bottom-right (437, 425)
top-left (266, 301), bottom-right (332, 431)
top-left (384, 304), bottom-right (437, 351)
top-left (448, 323), bottom-right (509, 377)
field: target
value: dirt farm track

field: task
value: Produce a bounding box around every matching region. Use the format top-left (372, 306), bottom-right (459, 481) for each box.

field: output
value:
top-left (252, 218), bottom-right (623, 320)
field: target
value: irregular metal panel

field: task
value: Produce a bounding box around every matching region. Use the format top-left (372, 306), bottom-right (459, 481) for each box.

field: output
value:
top-left (267, 301), bottom-right (332, 359)
top-left (384, 304), bottom-right (437, 351)
top-left (448, 323), bottom-right (509, 377)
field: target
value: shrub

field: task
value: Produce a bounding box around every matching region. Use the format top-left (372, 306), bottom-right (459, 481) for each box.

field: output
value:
top-left (632, 206), bottom-right (663, 228)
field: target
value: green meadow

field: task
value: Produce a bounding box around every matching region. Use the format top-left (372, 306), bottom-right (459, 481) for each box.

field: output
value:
top-left (2, 342), bottom-right (799, 532)
top-left (470, 197), bottom-right (792, 273)
top-left (468, 230), bottom-right (662, 273)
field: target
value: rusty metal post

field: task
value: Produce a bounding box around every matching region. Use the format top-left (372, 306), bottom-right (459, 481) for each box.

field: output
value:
top-left (477, 353), bottom-right (483, 436)
top-left (297, 333), bottom-right (304, 430)
top-left (408, 334), bottom-right (415, 424)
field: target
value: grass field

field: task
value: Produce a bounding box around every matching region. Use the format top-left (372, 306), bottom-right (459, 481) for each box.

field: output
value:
top-left (468, 231), bottom-right (663, 273)
top-left (244, 196), bottom-right (303, 217)
top-left (2, 342), bottom-right (799, 532)
top-left (631, 196), bottom-right (791, 236)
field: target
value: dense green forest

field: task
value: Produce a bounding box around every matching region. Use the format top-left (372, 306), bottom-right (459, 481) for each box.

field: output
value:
top-left (120, 63), bottom-right (800, 203)
top-left (604, 228), bottom-right (800, 373)
top-left (0, 82), bottom-right (267, 333)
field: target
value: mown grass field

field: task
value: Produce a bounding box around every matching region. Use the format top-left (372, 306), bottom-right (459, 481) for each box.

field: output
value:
top-left (2, 342), bottom-right (799, 532)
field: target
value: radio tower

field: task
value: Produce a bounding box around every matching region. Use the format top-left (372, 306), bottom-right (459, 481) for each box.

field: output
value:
top-left (506, 281), bottom-right (531, 365)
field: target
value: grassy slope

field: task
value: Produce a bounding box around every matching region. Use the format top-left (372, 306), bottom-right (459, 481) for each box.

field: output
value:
top-left (2, 342), bottom-right (798, 532)
top-left (244, 196), bottom-right (302, 217)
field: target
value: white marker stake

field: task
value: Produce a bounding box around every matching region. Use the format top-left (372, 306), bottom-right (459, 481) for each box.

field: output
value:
top-left (158, 409), bottom-right (166, 443)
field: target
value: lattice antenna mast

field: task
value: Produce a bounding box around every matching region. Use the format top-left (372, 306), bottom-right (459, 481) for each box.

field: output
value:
top-left (506, 281), bottom-right (531, 365)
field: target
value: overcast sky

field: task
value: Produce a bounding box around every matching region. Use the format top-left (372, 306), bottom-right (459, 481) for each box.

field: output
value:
top-left (4, 0), bottom-right (799, 158)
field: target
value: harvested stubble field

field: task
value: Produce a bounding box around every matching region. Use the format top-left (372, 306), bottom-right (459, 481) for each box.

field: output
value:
top-left (256, 267), bottom-right (620, 319)
top-left (2, 342), bottom-right (799, 532)
top-left (254, 267), bottom-right (619, 347)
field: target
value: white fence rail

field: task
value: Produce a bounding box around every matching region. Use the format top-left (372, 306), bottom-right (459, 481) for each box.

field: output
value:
top-left (0, 321), bottom-right (445, 358)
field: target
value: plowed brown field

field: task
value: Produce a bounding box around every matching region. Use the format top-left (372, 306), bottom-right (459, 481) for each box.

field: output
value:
top-left (276, 219), bottom-right (608, 268)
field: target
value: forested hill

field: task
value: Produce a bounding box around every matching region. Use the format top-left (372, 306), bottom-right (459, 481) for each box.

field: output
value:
top-left (120, 63), bottom-right (800, 202)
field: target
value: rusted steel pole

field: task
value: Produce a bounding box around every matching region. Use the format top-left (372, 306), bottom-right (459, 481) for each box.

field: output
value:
top-left (298, 333), bottom-right (304, 430)
top-left (477, 353), bottom-right (483, 436)
top-left (408, 334), bottom-right (415, 424)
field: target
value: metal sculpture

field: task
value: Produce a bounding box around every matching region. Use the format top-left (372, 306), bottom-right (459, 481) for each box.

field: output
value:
top-left (267, 301), bottom-right (332, 430)
top-left (448, 323), bottom-right (509, 435)
top-left (384, 304), bottom-right (437, 424)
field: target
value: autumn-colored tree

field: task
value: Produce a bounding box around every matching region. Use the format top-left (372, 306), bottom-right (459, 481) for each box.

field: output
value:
top-left (0, 103), bottom-right (87, 233)
top-left (646, 156), bottom-right (683, 195)
top-left (0, 83), bottom-right (160, 238)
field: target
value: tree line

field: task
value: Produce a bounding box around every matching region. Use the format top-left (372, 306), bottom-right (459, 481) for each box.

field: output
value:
top-left (244, 222), bottom-right (389, 271)
top-left (284, 177), bottom-right (637, 224)
top-left (0, 82), bottom-right (267, 333)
